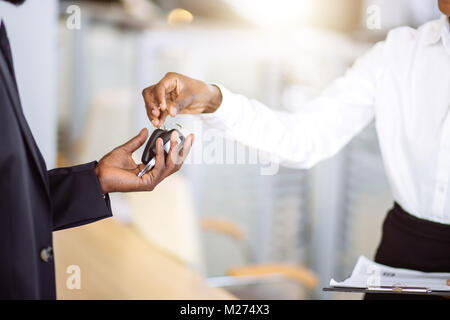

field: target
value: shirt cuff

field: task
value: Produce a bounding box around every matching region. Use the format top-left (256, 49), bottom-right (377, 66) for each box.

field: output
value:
top-left (198, 84), bottom-right (241, 131)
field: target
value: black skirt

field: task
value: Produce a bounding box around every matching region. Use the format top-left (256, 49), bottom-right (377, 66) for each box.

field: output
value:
top-left (364, 203), bottom-right (450, 300)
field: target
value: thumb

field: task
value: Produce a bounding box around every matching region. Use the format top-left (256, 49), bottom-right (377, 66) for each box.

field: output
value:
top-left (120, 128), bottom-right (149, 153)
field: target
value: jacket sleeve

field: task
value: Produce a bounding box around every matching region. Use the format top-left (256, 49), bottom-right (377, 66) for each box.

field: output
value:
top-left (48, 161), bottom-right (113, 231)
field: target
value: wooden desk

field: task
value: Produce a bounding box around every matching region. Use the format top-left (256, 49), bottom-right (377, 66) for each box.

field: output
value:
top-left (53, 218), bottom-right (235, 300)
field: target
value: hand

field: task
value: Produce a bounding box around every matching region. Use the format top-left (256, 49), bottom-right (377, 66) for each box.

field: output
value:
top-left (142, 72), bottom-right (223, 128)
top-left (95, 128), bottom-right (194, 194)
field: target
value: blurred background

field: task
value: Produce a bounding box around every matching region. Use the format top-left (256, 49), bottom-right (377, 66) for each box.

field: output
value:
top-left (0, 0), bottom-right (442, 299)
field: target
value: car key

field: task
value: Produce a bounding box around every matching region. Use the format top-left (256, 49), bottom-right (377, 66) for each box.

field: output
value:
top-left (137, 128), bottom-right (185, 178)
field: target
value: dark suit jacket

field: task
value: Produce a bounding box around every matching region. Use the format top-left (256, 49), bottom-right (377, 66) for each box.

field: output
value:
top-left (0, 23), bottom-right (113, 299)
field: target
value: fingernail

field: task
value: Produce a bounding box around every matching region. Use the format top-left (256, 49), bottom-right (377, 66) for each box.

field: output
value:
top-left (152, 120), bottom-right (158, 126)
top-left (152, 109), bottom-right (158, 115)
top-left (170, 107), bottom-right (176, 115)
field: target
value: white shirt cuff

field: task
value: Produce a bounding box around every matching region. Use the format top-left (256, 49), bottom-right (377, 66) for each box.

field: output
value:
top-left (198, 84), bottom-right (241, 130)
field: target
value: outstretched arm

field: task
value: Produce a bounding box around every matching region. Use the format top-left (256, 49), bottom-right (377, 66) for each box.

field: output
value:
top-left (142, 41), bottom-right (385, 169)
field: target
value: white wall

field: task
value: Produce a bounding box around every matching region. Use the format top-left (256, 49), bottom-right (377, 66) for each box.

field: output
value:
top-left (362, 0), bottom-right (441, 29)
top-left (0, 0), bottom-right (58, 168)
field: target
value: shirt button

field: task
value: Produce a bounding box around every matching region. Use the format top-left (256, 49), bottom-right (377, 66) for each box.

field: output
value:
top-left (40, 246), bottom-right (53, 263)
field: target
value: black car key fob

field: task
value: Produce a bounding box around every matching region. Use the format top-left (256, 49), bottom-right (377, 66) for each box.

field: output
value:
top-left (138, 128), bottom-right (185, 177)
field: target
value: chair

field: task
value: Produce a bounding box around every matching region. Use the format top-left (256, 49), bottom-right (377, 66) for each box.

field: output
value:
top-left (128, 173), bottom-right (319, 299)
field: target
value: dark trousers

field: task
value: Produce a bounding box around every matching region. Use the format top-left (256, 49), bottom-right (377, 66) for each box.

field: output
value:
top-left (364, 203), bottom-right (450, 300)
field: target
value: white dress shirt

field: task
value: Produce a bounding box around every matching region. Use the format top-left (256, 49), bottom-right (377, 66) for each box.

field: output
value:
top-left (200, 15), bottom-right (450, 224)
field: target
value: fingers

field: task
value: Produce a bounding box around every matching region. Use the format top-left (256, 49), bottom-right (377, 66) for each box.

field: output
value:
top-left (159, 74), bottom-right (181, 111)
top-left (162, 131), bottom-right (195, 179)
top-left (120, 128), bottom-right (148, 153)
top-left (179, 133), bottom-right (195, 163)
top-left (162, 130), bottom-right (181, 177)
top-left (142, 73), bottom-right (183, 128)
top-left (139, 137), bottom-right (164, 191)
top-left (149, 83), bottom-right (171, 128)
top-left (149, 111), bottom-right (165, 128)
top-left (157, 110), bottom-right (170, 128)
top-left (142, 85), bottom-right (164, 128)
top-left (153, 137), bottom-right (165, 173)
top-left (154, 83), bottom-right (168, 112)
top-left (140, 131), bottom-right (195, 190)
top-left (142, 85), bottom-right (159, 126)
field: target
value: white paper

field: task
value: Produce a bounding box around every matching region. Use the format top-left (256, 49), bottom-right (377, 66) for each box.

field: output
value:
top-left (330, 256), bottom-right (450, 291)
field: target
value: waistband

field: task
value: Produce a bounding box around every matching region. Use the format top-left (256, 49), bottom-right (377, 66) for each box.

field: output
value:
top-left (389, 202), bottom-right (450, 242)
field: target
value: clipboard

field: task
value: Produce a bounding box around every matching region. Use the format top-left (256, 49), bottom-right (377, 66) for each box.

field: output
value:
top-left (323, 286), bottom-right (450, 296)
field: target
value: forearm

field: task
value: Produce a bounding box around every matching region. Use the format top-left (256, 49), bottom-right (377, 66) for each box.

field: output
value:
top-left (199, 85), bottom-right (317, 168)
top-left (200, 39), bottom-right (389, 168)
top-left (199, 84), bottom-right (375, 169)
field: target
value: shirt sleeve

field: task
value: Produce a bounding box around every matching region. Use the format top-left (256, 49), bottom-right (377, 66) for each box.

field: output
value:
top-left (48, 161), bottom-right (113, 231)
top-left (199, 41), bottom-right (386, 169)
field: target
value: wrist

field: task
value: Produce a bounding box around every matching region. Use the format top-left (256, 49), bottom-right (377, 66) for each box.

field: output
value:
top-left (202, 84), bottom-right (222, 114)
top-left (95, 161), bottom-right (100, 178)
top-left (94, 162), bottom-right (109, 194)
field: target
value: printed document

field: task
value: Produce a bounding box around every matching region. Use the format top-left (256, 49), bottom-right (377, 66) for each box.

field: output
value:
top-left (330, 256), bottom-right (450, 291)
